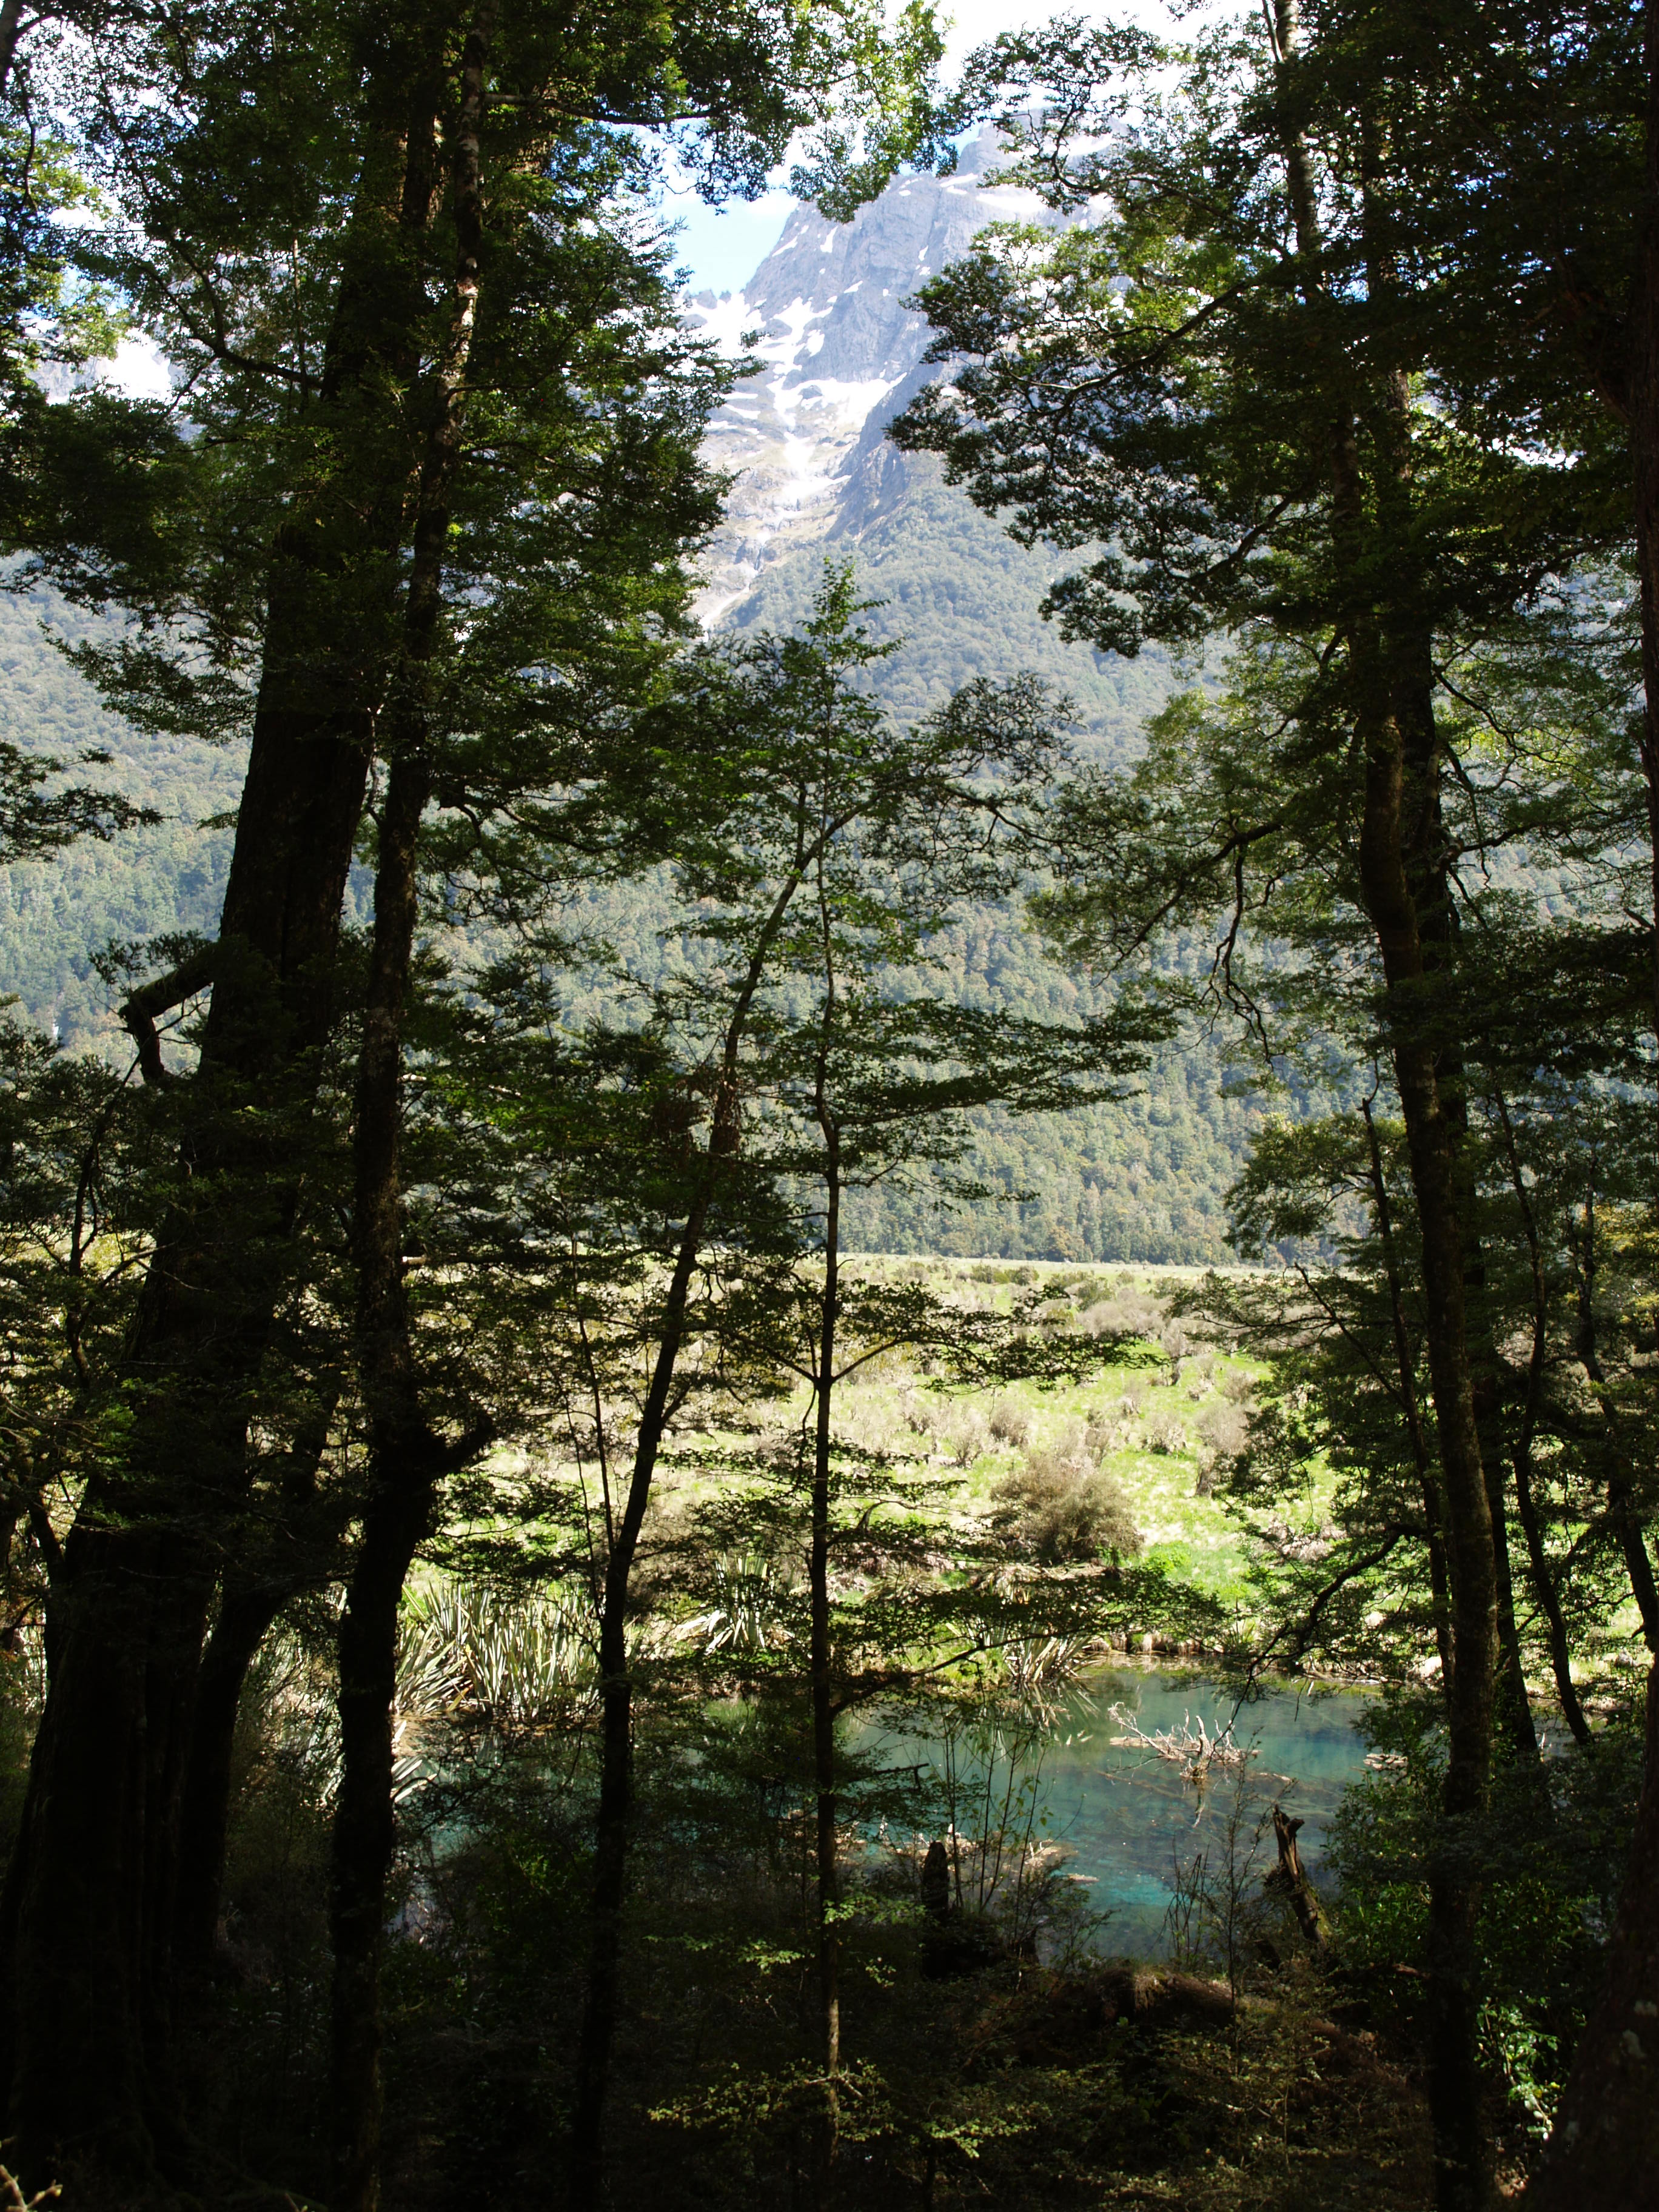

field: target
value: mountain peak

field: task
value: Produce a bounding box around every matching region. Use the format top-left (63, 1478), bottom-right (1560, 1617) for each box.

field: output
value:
top-left (688, 133), bottom-right (1042, 623)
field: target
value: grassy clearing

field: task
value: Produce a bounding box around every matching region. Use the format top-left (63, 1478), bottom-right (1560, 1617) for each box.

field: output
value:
top-left (648, 1256), bottom-right (1303, 1609)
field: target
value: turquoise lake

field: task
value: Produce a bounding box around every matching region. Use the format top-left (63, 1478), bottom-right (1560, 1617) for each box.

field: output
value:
top-left (874, 1666), bottom-right (1377, 1959)
top-left (1039, 1668), bottom-right (1375, 1952)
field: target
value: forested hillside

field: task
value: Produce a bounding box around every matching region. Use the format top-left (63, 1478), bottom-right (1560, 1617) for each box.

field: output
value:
top-left (0, 589), bottom-right (242, 1047)
top-left (0, 142), bottom-right (1267, 1263)
top-left (0, 573), bottom-right (1264, 1259)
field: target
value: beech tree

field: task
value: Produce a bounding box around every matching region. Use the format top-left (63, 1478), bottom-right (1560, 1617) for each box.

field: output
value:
top-left (1263, 5), bottom-right (1659, 2195)
top-left (895, 16), bottom-right (1632, 2207)
top-left (0, 2), bottom-right (960, 2196)
top-left (739, 637), bottom-right (1161, 2199)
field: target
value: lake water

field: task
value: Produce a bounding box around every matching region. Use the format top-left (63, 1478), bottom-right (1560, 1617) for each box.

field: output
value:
top-left (891, 1666), bottom-right (1376, 1959)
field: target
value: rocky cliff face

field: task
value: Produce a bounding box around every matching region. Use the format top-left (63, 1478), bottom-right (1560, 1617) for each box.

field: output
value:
top-left (686, 136), bottom-right (1042, 620)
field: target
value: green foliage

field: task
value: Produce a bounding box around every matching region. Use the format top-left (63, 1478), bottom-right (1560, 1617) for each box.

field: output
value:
top-left (1330, 1692), bottom-right (1645, 2134)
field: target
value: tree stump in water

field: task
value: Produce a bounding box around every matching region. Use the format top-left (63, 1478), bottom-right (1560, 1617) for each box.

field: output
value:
top-left (1264, 1803), bottom-right (1329, 1948)
top-left (920, 1838), bottom-right (951, 1924)
top-left (919, 1838), bottom-right (1002, 1977)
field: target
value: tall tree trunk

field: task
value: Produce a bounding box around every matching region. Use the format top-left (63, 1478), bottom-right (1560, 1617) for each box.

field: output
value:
top-left (1525, 12), bottom-right (1659, 2184)
top-left (1, 76), bottom-right (443, 2191)
top-left (1356, 706), bottom-right (1498, 2212)
top-left (1376, 472), bottom-right (1533, 1773)
top-left (1325, 341), bottom-right (1497, 2212)
top-left (329, 750), bottom-right (446, 2212)
top-left (328, 19), bottom-right (494, 2207)
top-left (1270, 12), bottom-right (1503, 2171)
top-left (1348, 104), bottom-right (1498, 2200)
top-left (810, 1205), bottom-right (842, 2211)
top-left (2, 669), bottom-right (375, 2191)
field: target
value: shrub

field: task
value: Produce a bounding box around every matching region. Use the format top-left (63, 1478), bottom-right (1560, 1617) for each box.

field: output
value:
top-left (842, 1403), bottom-right (900, 1453)
top-left (1078, 1289), bottom-right (1162, 1339)
top-left (1199, 1401), bottom-right (1250, 1461)
top-left (987, 1396), bottom-right (1031, 1448)
top-left (943, 1406), bottom-right (988, 1465)
top-left (899, 1390), bottom-right (934, 1436)
top-left (1084, 1404), bottom-right (1122, 1456)
top-left (995, 1447), bottom-right (1142, 1563)
top-left (1051, 1414), bottom-right (1089, 1460)
top-left (1141, 1407), bottom-right (1188, 1455)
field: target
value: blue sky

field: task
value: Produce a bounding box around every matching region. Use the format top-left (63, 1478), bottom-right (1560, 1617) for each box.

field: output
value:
top-left (668, 185), bottom-right (797, 298)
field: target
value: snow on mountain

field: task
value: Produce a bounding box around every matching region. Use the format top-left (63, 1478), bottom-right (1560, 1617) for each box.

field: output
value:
top-left (685, 134), bottom-right (1044, 623)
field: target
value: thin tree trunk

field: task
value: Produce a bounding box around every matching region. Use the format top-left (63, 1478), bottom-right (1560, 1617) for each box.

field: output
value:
top-left (1362, 1094), bottom-right (1455, 1693)
top-left (568, 859), bottom-right (816, 2207)
top-left (329, 17), bottom-right (494, 2207)
top-left (810, 1210), bottom-right (841, 2211)
top-left (809, 869), bottom-right (842, 2210)
top-left (1449, 1093), bottom-right (1536, 1770)
top-left (330, 749), bottom-right (455, 2212)
top-left (1491, 1094), bottom-right (1592, 1750)
top-left (568, 1204), bottom-right (714, 2211)
top-left (1512, 1463), bottom-right (1589, 1751)
top-left (174, 1590), bottom-right (286, 1978)
top-left (175, 1375), bottom-right (344, 1981)
top-left (329, 1395), bottom-right (444, 2212)
top-left (1486, 1452), bottom-right (1541, 1766)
